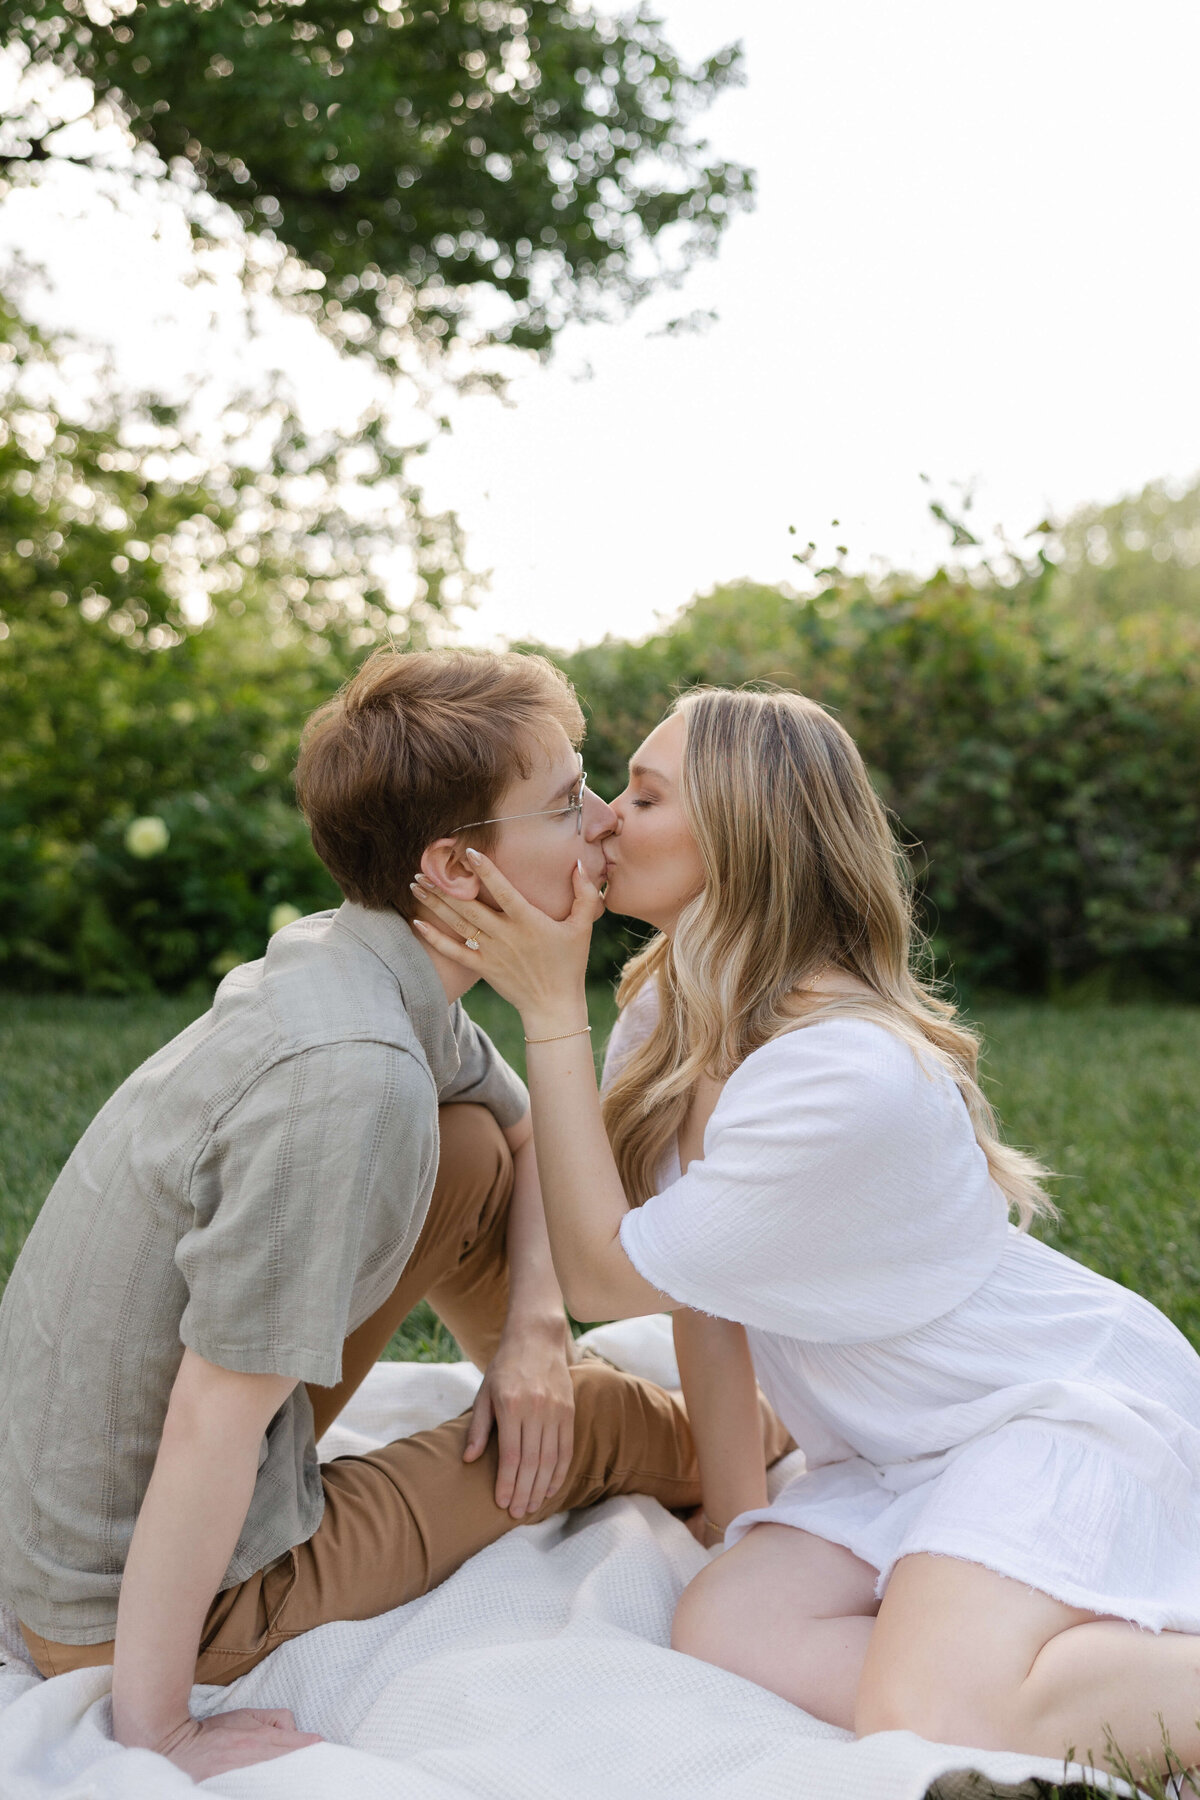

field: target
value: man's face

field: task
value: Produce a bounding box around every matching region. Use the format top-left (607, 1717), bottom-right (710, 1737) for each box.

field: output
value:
top-left (475, 725), bottom-right (614, 921)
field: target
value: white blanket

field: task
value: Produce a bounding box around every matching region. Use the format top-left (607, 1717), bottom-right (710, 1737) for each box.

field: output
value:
top-left (0, 1318), bottom-right (1109, 1798)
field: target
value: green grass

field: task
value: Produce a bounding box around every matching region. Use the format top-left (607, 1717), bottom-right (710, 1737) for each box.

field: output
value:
top-left (977, 1003), bottom-right (1200, 1348)
top-left (0, 993), bottom-right (208, 1292)
top-left (2, 991), bottom-right (1198, 1352)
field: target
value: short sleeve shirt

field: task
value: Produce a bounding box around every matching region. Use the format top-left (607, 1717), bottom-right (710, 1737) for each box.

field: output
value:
top-left (617, 1014), bottom-right (1010, 1344)
top-left (0, 904), bottom-right (527, 1644)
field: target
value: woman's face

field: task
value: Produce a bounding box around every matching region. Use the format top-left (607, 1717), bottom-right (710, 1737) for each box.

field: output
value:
top-left (602, 713), bottom-right (706, 934)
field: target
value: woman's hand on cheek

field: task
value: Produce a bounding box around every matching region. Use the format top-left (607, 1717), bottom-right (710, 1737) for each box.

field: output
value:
top-left (411, 851), bottom-right (598, 1030)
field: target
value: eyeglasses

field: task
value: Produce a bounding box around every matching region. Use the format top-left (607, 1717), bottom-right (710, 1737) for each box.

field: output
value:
top-left (452, 759), bottom-right (589, 837)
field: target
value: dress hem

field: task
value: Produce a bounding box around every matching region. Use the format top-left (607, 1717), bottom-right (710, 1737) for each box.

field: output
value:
top-left (726, 1510), bottom-right (1193, 1636)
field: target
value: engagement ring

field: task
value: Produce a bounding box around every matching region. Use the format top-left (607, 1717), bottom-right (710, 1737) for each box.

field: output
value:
top-left (464, 936), bottom-right (481, 951)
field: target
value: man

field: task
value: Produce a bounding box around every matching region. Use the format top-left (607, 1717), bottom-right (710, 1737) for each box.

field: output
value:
top-left (0, 648), bottom-right (787, 1780)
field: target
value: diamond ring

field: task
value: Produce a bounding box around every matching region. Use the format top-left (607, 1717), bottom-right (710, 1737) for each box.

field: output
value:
top-left (464, 936), bottom-right (481, 951)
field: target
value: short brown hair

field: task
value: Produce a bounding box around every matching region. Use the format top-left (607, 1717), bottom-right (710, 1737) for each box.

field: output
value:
top-left (295, 647), bottom-right (585, 915)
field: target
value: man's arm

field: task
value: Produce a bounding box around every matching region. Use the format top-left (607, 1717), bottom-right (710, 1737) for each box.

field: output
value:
top-left (461, 1109), bottom-right (578, 1518)
top-left (111, 1349), bottom-right (321, 1777)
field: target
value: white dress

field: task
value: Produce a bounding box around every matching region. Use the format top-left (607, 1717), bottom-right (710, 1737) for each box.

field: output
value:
top-left (605, 997), bottom-right (1200, 1632)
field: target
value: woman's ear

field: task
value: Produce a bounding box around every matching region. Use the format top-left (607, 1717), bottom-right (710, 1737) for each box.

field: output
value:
top-left (419, 838), bottom-right (483, 898)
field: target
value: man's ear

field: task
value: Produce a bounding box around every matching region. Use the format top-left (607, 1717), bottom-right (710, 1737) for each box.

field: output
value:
top-left (419, 838), bottom-right (484, 898)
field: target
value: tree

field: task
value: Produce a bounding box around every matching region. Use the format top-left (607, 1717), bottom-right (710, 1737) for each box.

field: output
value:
top-left (0, 287), bottom-right (467, 988)
top-left (0, 0), bottom-right (750, 365)
top-left (1048, 477), bottom-right (1200, 645)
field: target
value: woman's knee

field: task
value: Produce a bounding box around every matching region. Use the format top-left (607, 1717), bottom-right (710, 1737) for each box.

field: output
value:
top-left (856, 1554), bottom-right (1087, 1747)
top-left (854, 1666), bottom-right (932, 1739)
top-left (670, 1560), bottom-right (745, 1665)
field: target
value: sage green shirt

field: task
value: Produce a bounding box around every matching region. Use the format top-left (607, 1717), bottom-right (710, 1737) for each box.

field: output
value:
top-left (0, 903), bottom-right (527, 1644)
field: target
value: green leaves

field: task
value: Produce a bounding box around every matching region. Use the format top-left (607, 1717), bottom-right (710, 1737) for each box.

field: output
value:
top-left (3, 0), bottom-right (751, 363)
top-left (555, 552), bottom-right (1200, 998)
top-left (0, 286), bottom-right (441, 991)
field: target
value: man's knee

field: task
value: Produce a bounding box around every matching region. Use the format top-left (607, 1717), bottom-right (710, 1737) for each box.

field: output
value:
top-left (568, 1354), bottom-right (688, 1451)
top-left (435, 1104), bottom-right (512, 1196)
top-left (562, 1355), bottom-right (636, 1467)
top-left (539, 1356), bottom-right (696, 1512)
top-left (431, 1106), bottom-right (514, 1251)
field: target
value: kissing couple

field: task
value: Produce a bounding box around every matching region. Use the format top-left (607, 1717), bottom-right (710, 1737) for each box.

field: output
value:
top-left (4, 647), bottom-right (1200, 1784)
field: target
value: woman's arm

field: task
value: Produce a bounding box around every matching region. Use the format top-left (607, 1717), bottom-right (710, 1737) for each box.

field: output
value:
top-left (499, 1111), bottom-right (577, 1335)
top-left (672, 1311), bottom-right (769, 1542)
top-left (461, 1113), bottom-right (578, 1519)
top-left (521, 1022), bottom-right (671, 1322)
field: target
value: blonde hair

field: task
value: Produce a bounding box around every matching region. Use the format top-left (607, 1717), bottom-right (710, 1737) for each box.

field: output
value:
top-left (601, 688), bottom-right (1053, 1227)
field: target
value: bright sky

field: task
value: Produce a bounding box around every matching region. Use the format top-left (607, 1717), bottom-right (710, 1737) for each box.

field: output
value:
top-left (4, 1), bottom-right (1199, 649)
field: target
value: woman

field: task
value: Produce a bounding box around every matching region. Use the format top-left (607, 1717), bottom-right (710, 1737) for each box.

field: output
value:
top-left (411, 687), bottom-right (1200, 1779)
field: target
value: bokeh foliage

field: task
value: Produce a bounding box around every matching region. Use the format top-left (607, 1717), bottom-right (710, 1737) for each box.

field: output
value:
top-left (3, 288), bottom-right (1199, 995)
top-left (6, 466), bottom-right (1200, 993)
top-left (0, 0), bottom-right (758, 989)
top-left (561, 520), bottom-right (1200, 997)
top-left (1, 0), bottom-right (749, 362)
top-left (0, 290), bottom-right (449, 989)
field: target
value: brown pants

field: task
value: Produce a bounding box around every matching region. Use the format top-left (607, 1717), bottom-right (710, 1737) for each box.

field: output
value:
top-left (22, 1104), bottom-right (791, 1683)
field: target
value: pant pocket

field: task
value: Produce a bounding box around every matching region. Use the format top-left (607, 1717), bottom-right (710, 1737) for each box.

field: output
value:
top-left (196, 1549), bottom-right (298, 1680)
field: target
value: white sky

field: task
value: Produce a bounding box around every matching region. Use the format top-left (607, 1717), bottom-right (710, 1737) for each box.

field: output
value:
top-left (4, 1), bottom-right (1199, 649)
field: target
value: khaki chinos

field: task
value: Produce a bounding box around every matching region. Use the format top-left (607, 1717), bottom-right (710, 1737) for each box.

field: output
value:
top-left (22, 1103), bottom-right (792, 1681)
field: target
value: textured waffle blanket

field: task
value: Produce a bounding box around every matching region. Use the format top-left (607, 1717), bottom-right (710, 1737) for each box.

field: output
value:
top-left (0, 1317), bottom-right (1108, 1799)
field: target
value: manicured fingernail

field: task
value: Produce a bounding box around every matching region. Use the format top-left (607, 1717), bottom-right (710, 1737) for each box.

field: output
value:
top-left (465, 847), bottom-right (482, 861)
top-left (576, 858), bottom-right (583, 873)
top-left (413, 919), bottom-right (430, 933)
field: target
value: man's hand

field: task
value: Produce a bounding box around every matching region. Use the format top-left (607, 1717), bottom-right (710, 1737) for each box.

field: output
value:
top-left (154, 1707), bottom-right (321, 1778)
top-left (463, 1318), bottom-right (577, 1518)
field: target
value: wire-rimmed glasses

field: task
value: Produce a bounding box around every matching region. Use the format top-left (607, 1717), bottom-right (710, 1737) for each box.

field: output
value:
top-left (451, 759), bottom-right (589, 837)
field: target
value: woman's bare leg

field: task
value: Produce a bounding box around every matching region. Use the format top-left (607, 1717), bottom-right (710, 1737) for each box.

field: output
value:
top-left (856, 1553), bottom-right (1200, 1780)
top-left (671, 1524), bottom-right (880, 1729)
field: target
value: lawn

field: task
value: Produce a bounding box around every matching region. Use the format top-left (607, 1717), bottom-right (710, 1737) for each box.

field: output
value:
top-left (2, 990), bottom-right (1198, 1352)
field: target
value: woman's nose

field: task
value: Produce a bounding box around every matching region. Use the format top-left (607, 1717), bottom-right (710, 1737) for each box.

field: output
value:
top-left (603, 790), bottom-right (628, 834)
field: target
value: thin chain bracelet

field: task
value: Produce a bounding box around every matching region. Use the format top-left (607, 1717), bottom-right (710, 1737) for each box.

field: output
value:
top-left (523, 1025), bottom-right (593, 1045)
top-left (700, 1511), bottom-right (727, 1546)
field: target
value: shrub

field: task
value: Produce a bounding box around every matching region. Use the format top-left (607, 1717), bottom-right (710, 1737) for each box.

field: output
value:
top-left (558, 567), bottom-right (1200, 997)
top-left (1, 785), bottom-right (340, 994)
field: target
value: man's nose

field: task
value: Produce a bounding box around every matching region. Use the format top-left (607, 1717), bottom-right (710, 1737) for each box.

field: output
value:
top-left (583, 788), bottom-right (617, 840)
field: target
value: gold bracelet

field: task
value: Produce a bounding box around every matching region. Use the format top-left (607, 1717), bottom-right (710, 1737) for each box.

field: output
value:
top-left (523, 1025), bottom-right (593, 1045)
top-left (700, 1511), bottom-right (727, 1544)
